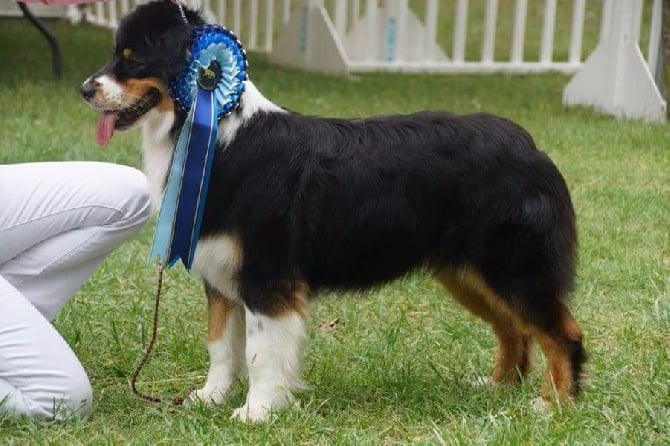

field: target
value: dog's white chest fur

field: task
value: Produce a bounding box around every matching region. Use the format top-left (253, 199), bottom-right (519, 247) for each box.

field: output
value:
top-left (139, 81), bottom-right (284, 300)
top-left (141, 111), bottom-right (242, 300)
top-left (191, 235), bottom-right (242, 301)
top-left (141, 109), bottom-right (175, 210)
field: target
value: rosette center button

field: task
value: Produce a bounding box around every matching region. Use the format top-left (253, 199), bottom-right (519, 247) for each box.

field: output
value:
top-left (197, 60), bottom-right (221, 91)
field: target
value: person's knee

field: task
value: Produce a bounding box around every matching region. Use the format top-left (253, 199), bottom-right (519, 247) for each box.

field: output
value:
top-left (112, 165), bottom-right (153, 231)
top-left (42, 368), bottom-right (94, 420)
top-left (60, 370), bottom-right (94, 420)
top-left (14, 368), bottom-right (93, 420)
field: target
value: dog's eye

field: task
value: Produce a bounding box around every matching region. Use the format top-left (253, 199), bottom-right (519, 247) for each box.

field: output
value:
top-left (128, 59), bottom-right (146, 69)
top-left (125, 58), bottom-right (147, 71)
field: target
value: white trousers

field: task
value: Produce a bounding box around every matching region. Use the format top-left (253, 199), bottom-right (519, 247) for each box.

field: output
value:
top-left (0, 162), bottom-right (151, 420)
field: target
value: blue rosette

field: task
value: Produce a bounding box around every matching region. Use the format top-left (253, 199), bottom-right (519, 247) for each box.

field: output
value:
top-left (170, 25), bottom-right (248, 118)
top-left (149, 25), bottom-right (248, 269)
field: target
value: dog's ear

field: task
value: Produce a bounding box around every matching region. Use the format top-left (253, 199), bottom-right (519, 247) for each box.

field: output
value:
top-left (150, 23), bottom-right (194, 78)
top-left (181, 3), bottom-right (206, 27)
top-left (141, 2), bottom-right (206, 78)
top-left (114, 1), bottom-right (209, 81)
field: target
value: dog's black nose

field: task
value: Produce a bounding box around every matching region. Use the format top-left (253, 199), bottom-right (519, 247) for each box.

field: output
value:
top-left (80, 81), bottom-right (97, 101)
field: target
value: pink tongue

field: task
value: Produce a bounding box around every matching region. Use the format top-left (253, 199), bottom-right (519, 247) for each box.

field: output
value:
top-left (96, 111), bottom-right (117, 146)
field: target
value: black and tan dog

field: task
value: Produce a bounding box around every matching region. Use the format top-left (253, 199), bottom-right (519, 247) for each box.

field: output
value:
top-left (81, 1), bottom-right (586, 422)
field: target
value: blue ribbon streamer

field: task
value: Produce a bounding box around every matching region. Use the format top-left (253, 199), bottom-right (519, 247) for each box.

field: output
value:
top-left (149, 88), bottom-right (219, 269)
top-left (148, 24), bottom-right (246, 270)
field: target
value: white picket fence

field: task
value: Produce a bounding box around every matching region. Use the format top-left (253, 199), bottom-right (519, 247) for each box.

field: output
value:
top-left (273, 0), bottom-right (598, 74)
top-left (76, 0), bottom-right (291, 53)
top-left (74, 0), bottom-right (665, 121)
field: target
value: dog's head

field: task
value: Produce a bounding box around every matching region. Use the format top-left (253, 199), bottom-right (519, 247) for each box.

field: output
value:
top-left (81, 1), bottom-right (204, 145)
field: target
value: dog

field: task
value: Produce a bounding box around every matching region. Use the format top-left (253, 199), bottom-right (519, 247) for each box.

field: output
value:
top-left (81, 0), bottom-right (586, 422)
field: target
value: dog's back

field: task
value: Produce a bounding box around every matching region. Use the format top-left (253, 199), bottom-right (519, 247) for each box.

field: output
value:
top-left (202, 110), bottom-right (575, 298)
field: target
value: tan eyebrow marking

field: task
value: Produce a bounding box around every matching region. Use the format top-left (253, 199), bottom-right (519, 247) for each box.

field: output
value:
top-left (122, 48), bottom-right (133, 58)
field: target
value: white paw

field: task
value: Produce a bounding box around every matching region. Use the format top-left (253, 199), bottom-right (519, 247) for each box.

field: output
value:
top-left (230, 403), bottom-right (272, 423)
top-left (531, 397), bottom-right (552, 413)
top-left (184, 387), bottom-right (228, 407)
top-left (230, 391), bottom-right (293, 423)
top-left (471, 376), bottom-right (499, 387)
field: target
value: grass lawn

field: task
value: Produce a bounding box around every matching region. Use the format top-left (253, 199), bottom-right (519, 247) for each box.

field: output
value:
top-left (0, 15), bottom-right (668, 445)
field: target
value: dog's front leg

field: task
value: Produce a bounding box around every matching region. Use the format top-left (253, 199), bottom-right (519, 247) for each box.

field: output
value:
top-left (231, 307), bottom-right (307, 422)
top-left (186, 284), bottom-right (245, 406)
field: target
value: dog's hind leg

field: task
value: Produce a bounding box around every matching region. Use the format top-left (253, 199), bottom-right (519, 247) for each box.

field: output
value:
top-left (186, 281), bottom-right (246, 406)
top-left (527, 303), bottom-right (586, 408)
top-left (231, 282), bottom-right (309, 423)
top-left (434, 268), bottom-right (531, 385)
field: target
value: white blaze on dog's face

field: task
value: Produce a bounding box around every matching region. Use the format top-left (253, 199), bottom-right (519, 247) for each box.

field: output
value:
top-left (79, 1), bottom-right (196, 146)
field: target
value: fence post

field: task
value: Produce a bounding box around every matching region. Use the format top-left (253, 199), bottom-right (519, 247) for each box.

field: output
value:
top-left (481, 0), bottom-right (498, 63)
top-left (540, 0), bottom-right (557, 64)
top-left (333, 0), bottom-right (347, 40)
top-left (453, 0), bottom-right (468, 63)
top-left (269, 0), bottom-right (349, 73)
top-left (423, 0), bottom-right (438, 62)
top-left (283, 0), bottom-right (291, 23)
top-left (336, 0), bottom-right (447, 68)
top-left (511, 0), bottom-right (527, 64)
top-left (568, 0), bottom-right (585, 65)
top-left (265, 0), bottom-right (275, 52)
top-left (647, 0), bottom-right (662, 77)
top-left (249, 0), bottom-right (258, 49)
top-left (563, 0), bottom-right (666, 121)
top-left (233, 0), bottom-right (242, 41)
top-left (365, 0), bottom-right (378, 62)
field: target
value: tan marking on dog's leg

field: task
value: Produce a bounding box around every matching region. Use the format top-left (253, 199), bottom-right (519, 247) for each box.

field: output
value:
top-left (270, 280), bottom-right (309, 319)
top-left (186, 283), bottom-right (245, 406)
top-left (561, 307), bottom-right (586, 396)
top-left (531, 305), bottom-right (585, 405)
top-left (434, 268), bottom-right (531, 385)
top-left (534, 332), bottom-right (572, 403)
top-left (491, 328), bottom-right (531, 383)
top-left (207, 290), bottom-right (240, 342)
